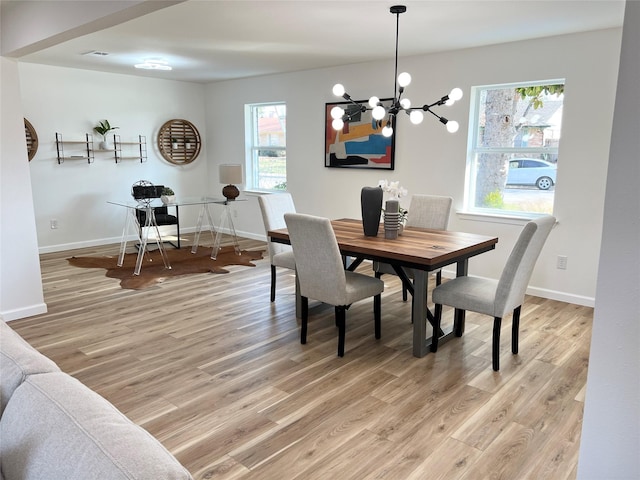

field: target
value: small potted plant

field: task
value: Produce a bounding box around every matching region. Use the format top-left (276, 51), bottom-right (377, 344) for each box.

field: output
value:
top-left (94, 120), bottom-right (119, 150)
top-left (161, 186), bottom-right (175, 205)
top-left (185, 137), bottom-right (193, 149)
top-left (171, 137), bottom-right (179, 149)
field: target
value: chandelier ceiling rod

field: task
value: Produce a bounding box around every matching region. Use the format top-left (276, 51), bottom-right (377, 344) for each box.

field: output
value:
top-left (330, 5), bottom-right (463, 137)
top-left (391, 5), bottom-right (405, 106)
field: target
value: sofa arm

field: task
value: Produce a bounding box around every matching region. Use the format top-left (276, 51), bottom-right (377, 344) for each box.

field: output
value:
top-left (0, 372), bottom-right (192, 480)
top-left (0, 321), bottom-right (60, 416)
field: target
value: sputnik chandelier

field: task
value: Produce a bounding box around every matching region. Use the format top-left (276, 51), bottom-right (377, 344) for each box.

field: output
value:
top-left (330, 5), bottom-right (463, 137)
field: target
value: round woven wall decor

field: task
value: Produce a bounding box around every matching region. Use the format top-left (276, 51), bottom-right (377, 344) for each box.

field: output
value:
top-left (157, 119), bottom-right (201, 165)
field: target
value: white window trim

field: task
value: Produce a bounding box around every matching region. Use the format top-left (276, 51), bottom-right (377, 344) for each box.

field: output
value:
top-left (244, 102), bottom-right (286, 192)
top-left (461, 79), bottom-right (564, 221)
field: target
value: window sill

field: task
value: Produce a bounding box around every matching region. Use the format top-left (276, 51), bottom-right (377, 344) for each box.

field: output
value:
top-left (242, 189), bottom-right (288, 197)
top-left (456, 210), bottom-right (546, 226)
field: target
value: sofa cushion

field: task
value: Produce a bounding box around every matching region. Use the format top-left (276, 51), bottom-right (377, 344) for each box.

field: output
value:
top-left (0, 321), bottom-right (60, 416)
top-left (0, 372), bottom-right (192, 480)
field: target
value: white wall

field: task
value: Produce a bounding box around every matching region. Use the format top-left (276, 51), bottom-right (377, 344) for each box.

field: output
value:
top-left (578, 1), bottom-right (640, 477)
top-left (205, 28), bottom-right (622, 306)
top-left (14, 27), bottom-right (622, 309)
top-left (0, 58), bottom-right (46, 320)
top-left (20, 63), bottom-right (209, 252)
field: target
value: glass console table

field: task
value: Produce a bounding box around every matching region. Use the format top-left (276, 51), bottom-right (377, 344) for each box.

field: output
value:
top-left (108, 197), bottom-right (243, 275)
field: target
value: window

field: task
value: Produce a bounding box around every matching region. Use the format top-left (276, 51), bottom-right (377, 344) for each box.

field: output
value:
top-left (245, 103), bottom-right (286, 191)
top-left (465, 80), bottom-right (564, 216)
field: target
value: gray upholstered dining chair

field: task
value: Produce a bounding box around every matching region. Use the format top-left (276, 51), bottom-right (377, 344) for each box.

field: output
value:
top-left (284, 213), bottom-right (385, 357)
top-left (374, 194), bottom-right (453, 300)
top-left (431, 215), bottom-right (556, 371)
top-left (258, 193), bottom-right (297, 302)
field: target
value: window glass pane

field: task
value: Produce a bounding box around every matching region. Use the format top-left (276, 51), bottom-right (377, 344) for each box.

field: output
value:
top-left (256, 105), bottom-right (286, 147)
top-left (255, 148), bottom-right (287, 190)
top-left (467, 81), bottom-right (563, 215)
top-left (246, 103), bottom-right (286, 191)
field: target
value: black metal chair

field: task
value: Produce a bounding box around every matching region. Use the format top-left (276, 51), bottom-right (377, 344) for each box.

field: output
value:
top-left (131, 181), bottom-right (179, 248)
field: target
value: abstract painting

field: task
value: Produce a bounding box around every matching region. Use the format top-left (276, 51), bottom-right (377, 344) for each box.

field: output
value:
top-left (324, 99), bottom-right (396, 170)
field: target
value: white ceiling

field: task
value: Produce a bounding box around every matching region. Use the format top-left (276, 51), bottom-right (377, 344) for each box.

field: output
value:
top-left (13, 0), bottom-right (626, 84)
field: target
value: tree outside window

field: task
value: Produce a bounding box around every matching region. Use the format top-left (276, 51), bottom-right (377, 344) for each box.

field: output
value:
top-left (246, 103), bottom-right (286, 191)
top-left (466, 80), bottom-right (564, 215)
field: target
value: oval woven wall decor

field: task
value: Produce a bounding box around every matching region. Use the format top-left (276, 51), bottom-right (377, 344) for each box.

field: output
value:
top-left (25, 118), bottom-right (39, 161)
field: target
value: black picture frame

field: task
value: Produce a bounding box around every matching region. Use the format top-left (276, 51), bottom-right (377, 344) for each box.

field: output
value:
top-left (324, 99), bottom-right (396, 170)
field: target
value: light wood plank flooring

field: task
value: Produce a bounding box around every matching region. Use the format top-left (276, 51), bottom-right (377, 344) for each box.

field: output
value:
top-left (9, 234), bottom-right (592, 479)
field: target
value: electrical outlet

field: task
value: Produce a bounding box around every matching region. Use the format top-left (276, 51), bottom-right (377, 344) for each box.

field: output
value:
top-left (50, 219), bottom-right (58, 229)
top-left (557, 255), bottom-right (568, 270)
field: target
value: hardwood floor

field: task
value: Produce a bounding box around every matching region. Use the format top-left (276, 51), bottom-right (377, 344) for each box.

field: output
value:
top-left (9, 234), bottom-right (593, 479)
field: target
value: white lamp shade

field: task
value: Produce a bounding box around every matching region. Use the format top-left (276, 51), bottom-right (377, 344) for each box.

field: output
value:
top-left (219, 164), bottom-right (243, 184)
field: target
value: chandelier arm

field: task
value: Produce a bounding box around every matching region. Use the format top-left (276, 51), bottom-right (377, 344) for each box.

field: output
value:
top-left (427, 96), bottom-right (449, 108)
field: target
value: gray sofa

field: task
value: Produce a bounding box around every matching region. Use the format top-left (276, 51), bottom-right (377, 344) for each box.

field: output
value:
top-left (0, 321), bottom-right (193, 480)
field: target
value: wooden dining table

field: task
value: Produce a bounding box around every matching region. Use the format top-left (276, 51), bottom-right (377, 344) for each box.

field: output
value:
top-left (268, 218), bottom-right (499, 357)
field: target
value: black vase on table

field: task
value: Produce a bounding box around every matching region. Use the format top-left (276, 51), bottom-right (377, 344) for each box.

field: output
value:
top-left (361, 186), bottom-right (383, 236)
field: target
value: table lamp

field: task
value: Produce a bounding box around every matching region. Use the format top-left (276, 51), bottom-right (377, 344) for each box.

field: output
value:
top-left (219, 164), bottom-right (243, 201)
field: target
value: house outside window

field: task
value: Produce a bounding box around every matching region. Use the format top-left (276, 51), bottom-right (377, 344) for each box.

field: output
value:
top-left (465, 80), bottom-right (564, 216)
top-left (245, 103), bottom-right (286, 191)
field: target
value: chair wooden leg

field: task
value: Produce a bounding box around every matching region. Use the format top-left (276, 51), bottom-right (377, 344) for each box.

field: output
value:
top-left (512, 305), bottom-right (521, 354)
top-left (431, 303), bottom-right (443, 352)
top-left (336, 306), bottom-right (346, 357)
top-left (270, 265), bottom-right (276, 302)
top-left (492, 317), bottom-right (502, 371)
top-left (300, 296), bottom-right (309, 344)
top-left (374, 294), bottom-right (381, 339)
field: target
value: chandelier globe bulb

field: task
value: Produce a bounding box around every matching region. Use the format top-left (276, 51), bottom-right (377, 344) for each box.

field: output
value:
top-left (398, 72), bottom-right (412, 88)
top-left (332, 118), bottom-right (344, 130)
top-left (409, 110), bottom-right (424, 124)
top-left (400, 98), bottom-right (411, 109)
top-left (368, 96), bottom-right (380, 108)
top-left (372, 105), bottom-right (386, 120)
top-left (382, 125), bottom-right (393, 137)
top-left (332, 84), bottom-right (345, 97)
top-left (449, 87), bottom-right (463, 102)
top-left (446, 120), bottom-right (460, 133)
top-left (330, 106), bottom-right (345, 120)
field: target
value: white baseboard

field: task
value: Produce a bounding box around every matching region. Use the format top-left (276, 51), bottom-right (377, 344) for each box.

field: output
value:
top-left (38, 227), bottom-right (267, 254)
top-left (1, 303), bottom-right (48, 322)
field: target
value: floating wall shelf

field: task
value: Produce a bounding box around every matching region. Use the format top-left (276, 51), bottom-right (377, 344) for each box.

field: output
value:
top-left (55, 133), bottom-right (94, 164)
top-left (114, 134), bottom-right (147, 163)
